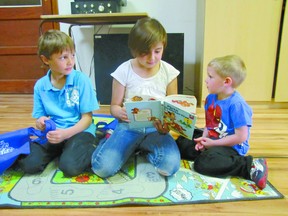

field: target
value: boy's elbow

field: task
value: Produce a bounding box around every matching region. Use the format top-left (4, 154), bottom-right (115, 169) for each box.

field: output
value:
top-left (239, 133), bottom-right (248, 143)
top-left (236, 126), bottom-right (249, 143)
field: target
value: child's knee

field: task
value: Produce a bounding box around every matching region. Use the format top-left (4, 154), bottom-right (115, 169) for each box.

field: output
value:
top-left (59, 154), bottom-right (89, 177)
top-left (156, 154), bottom-right (180, 176)
top-left (156, 165), bottom-right (178, 177)
top-left (59, 163), bottom-right (83, 177)
top-left (91, 149), bottom-right (123, 178)
top-left (18, 157), bottom-right (45, 174)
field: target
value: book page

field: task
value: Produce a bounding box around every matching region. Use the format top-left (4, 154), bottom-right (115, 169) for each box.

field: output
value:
top-left (163, 95), bottom-right (197, 140)
top-left (124, 96), bottom-right (162, 129)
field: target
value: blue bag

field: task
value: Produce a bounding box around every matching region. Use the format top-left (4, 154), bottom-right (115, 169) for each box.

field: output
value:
top-left (0, 120), bottom-right (56, 175)
top-left (93, 114), bottom-right (118, 132)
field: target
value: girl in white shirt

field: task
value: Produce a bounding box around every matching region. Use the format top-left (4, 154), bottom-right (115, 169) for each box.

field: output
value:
top-left (91, 17), bottom-right (181, 178)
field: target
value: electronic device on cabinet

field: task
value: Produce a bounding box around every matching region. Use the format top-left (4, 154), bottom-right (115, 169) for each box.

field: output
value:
top-left (71, 0), bottom-right (127, 14)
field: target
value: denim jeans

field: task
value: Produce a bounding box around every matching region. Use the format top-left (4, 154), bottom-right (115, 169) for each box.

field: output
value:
top-left (91, 122), bottom-right (180, 178)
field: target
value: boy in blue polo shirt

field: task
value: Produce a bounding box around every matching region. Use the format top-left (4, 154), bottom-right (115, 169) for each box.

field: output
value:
top-left (18, 30), bottom-right (99, 177)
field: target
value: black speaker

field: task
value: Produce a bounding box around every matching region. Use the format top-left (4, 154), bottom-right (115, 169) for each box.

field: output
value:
top-left (94, 33), bottom-right (184, 105)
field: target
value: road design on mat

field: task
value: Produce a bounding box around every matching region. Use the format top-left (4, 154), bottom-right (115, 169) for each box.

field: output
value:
top-left (9, 157), bottom-right (166, 202)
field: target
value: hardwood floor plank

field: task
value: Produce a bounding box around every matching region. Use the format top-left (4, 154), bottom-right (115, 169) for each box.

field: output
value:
top-left (0, 94), bottom-right (287, 215)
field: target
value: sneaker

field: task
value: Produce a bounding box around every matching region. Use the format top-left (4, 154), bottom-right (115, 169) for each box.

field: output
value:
top-left (105, 129), bottom-right (114, 139)
top-left (250, 158), bottom-right (268, 189)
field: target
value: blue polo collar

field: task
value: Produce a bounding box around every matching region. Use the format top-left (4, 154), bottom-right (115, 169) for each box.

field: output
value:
top-left (43, 69), bottom-right (75, 91)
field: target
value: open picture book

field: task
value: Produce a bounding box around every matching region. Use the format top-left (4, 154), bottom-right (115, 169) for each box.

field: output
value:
top-left (124, 94), bottom-right (197, 140)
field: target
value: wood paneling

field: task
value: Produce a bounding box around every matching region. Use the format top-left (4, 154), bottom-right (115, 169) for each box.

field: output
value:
top-left (196, 0), bottom-right (283, 103)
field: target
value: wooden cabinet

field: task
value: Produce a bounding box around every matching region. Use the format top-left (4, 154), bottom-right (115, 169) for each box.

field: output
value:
top-left (196, 0), bottom-right (284, 104)
top-left (274, 3), bottom-right (288, 102)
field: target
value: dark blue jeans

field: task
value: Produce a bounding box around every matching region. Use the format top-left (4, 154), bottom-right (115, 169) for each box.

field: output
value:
top-left (18, 132), bottom-right (97, 177)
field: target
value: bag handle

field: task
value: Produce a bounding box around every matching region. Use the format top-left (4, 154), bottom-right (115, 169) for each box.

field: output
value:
top-left (29, 119), bottom-right (56, 144)
top-left (96, 121), bottom-right (108, 129)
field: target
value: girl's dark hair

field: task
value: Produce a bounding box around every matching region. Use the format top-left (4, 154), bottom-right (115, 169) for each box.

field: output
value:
top-left (128, 17), bottom-right (167, 57)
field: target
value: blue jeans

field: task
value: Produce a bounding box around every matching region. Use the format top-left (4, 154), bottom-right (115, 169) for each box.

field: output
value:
top-left (91, 122), bottom-right (180, 178)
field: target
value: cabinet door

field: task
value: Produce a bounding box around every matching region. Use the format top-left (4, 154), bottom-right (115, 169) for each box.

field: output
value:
top-left (0, 0), bottom-right (58, 93)
top-left (198, 0), bottom-right (282, 103)
top-left (274, 4), bottom-right (288, 102)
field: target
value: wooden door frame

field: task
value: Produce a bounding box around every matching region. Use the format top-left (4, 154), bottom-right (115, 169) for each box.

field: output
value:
top-left (0, 0), bottom-right (59, 94)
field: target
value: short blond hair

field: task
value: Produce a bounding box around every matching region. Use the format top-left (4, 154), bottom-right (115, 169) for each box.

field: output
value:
top-left (208, 55), bottom-right (247, 88)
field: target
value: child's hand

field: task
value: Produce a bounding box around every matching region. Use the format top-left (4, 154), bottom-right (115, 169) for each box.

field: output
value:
top-left (153, 119), bottom-right (169, 134)
top-left (46, 129), bottom-right (67, 144)
top-left (199, 137), bottom-right (214, 147)
top-left (36, 116), bottom-right (50, 131)
top-left (118, 107), bottom-right (129, 122)
top-left (194, 137), bottom-right (205, 151)
top-left (194, 136), bottom-right (214, 150)
top-left (195, 143), bottom-right (205, 151)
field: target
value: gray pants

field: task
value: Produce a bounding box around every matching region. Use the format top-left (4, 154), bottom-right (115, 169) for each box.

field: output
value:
top-left (18, 132), bottom-right (97, 177)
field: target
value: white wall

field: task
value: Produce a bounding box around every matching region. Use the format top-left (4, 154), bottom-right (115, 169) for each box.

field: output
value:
top-left (57, 0), bottom-right (197, 97)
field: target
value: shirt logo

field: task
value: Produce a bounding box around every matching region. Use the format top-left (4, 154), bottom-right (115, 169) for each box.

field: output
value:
top-left (66, 88), bottom-right (79, 107)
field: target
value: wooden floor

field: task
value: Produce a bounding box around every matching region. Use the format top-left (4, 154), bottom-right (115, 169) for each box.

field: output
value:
top-left (0, 94), bottom-right (287, 215)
